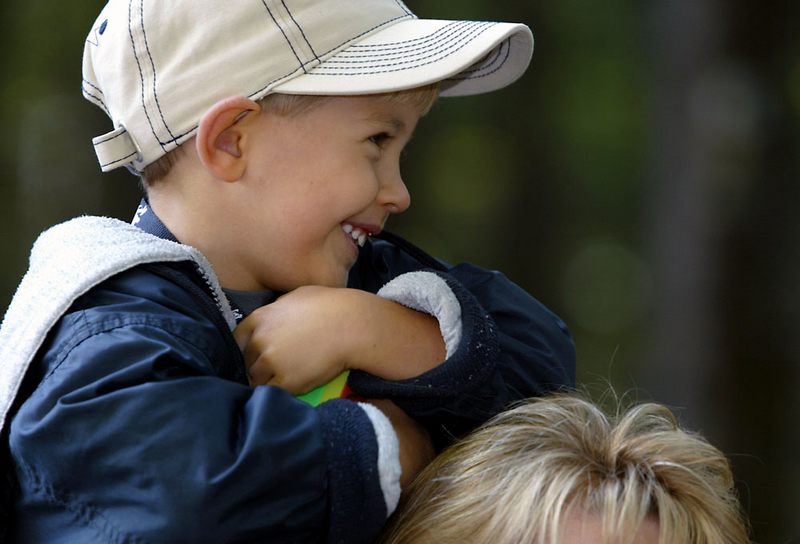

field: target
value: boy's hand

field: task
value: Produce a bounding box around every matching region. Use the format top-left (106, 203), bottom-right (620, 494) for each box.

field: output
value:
top-left (233, 286), bottom-right (350, 393)
top-left (233, 286), bottom-right (446, 394)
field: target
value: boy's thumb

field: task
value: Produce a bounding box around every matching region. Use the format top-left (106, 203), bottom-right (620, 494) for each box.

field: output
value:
top-left (232, 317), bottom-right (255, 352)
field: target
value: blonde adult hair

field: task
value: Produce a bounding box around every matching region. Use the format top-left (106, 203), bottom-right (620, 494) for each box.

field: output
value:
top-left (381, 395), bottom-right (749, 544)
top-left (141, 85), bottom-right (439, 185)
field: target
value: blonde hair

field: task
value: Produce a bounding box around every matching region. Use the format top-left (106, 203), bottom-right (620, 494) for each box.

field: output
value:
top-left (142, 85), bottom-right (439, 185)
top-left (381, 395), bottom-right (749, 544)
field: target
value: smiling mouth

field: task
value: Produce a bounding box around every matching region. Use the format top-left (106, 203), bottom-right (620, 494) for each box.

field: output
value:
top-left (341, 223), bottom-right (370, 247)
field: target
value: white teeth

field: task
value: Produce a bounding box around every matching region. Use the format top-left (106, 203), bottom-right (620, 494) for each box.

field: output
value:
top-left (343, 223), bottom-right (370, 247)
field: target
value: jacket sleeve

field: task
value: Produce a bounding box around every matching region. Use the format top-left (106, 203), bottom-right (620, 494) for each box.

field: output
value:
top-left (9, 286), bottom-right (389, 543)
top-left (347, 235), bottom-right (576, 448)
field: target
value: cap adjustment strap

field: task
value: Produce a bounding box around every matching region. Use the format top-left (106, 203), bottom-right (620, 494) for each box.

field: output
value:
top-left (92, 126), bottom-right (140, 172)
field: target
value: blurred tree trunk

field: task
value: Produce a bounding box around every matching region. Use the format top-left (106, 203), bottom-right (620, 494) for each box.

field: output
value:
top-left (646, 0), bottom-right (797, 541)
top-left (644, 0), bottom-right (726, 436)
top-left (717, 1), bottom-right (800, 541)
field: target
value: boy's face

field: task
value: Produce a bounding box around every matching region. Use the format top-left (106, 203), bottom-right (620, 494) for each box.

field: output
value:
top-left (238, 94), bottom-right (423, 292)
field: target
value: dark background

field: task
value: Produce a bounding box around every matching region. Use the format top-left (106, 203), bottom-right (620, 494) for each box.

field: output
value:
top-left (1, 1), bottom-right (797, 541)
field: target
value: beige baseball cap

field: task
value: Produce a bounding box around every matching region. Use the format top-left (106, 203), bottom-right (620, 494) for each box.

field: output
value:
top-left (83, 0), bottom-right (534, 172)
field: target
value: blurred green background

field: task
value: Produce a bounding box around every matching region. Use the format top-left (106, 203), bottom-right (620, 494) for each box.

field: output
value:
top-left (1, 1), bottom-right (798, 541)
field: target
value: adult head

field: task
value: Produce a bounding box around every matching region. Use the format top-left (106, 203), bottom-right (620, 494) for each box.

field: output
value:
top-left (381, 395), bottom-right (750, 544)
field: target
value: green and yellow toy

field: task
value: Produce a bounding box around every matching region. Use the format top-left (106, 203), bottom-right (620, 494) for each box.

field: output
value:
top-left (296, 371), bottom-right (352, 407)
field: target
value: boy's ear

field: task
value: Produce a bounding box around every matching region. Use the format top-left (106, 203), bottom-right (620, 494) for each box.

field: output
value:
top-left (196, 96), bottom-right (261, 182)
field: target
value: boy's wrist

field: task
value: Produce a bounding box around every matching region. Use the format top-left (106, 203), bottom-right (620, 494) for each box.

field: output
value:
top-left (342, 289), bottom-right (446, 380)
top-left (361, 398), bottom-right (434, 490)
top-left (375, 271), bottom-right (462, 359)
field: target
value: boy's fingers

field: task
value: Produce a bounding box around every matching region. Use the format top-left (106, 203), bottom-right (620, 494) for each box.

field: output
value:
top-left (262, 370), bottom-right (315, 395)
top-left (232, 318), bottom-right (255, 352)
top-left (266, 374), bottom-right (298, 394)
top-left (247, 358), bottom-right (274, 387)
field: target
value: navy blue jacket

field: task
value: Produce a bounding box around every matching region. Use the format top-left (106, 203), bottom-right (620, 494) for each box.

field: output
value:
top-left (6, 230), bottom-right (574, 543)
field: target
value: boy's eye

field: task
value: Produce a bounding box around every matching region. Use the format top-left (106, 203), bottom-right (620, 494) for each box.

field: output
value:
top-left (368, 132), bottom-right (391, 147)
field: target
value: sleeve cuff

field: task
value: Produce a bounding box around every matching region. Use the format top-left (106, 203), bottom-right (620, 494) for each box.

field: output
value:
top-left (357, 402), bottom-right (401, 515)
top-left (348, 271), bottom-right (499, 407)
top-left (315, 399), bottom-right (389, 542)
top-left (376, 271), bottom-right (462, 358)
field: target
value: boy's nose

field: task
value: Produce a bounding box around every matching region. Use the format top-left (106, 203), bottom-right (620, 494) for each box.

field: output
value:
top-left (380, 171), bottom-right (411, 214)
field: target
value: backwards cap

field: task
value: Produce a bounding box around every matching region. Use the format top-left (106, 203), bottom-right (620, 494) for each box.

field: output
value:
top-left (82, 0), bottom-right (534, 173)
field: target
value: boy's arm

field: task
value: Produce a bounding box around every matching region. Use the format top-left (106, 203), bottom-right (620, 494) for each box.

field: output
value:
top-left (9, 271), bottom-right (427, 544)
top-left (12, 327), bottom-right (426, 543)
top-left (234, 285), bottom-right (447, 392)
top-left (234, 233), bottom-right (575, 450)
top-left (346, 235), bottom-right (577, 447)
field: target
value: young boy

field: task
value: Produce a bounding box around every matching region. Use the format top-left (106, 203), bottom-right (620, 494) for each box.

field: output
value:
top-left (0, 1), bottom-right (575, 542)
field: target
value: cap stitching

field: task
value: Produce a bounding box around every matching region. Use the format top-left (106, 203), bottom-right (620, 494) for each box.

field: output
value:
top-left (309, 40), bottom-right (503, 77)
top-left (336, 21), bottom-right (486, 58)
top-left (447, 40), bottom-right (511, 81)
top-left (128, 0), bottom-right (166, 153)
top-left (158, 128), bottom-right (196, 149)
top-left (322, 23), bottom-right (489, 66)
top-left (82, 87), bottom-right (109, 115)
top-left (148, 62), bottom-right (307, 150)
top-left (82, 78), bottom-right (105, 96)
top-left (348, 21), bottom-right (476, 50)
top-left (316, 24), bottom-right (494, 71)
top-left (141, 0), bottom-right (178, 143)
top-left (449, 37), bottom-right (508, 82)
top-left (120, 11), bottom-right (414, 154)
top-left (392, 0), bottom-right (413, 17)
top-left (101, 151), bottom-right (139, 169)
top-left (93, 130), bottom-right (128, 146)
top-left (312, 13), bottom-right (411, 59)
top-left (449, 40), bottom-right (505, 78)
top-left (261, 0), bottom-right (307, 74)
top-left (281, 0), bottom-right (320, 63)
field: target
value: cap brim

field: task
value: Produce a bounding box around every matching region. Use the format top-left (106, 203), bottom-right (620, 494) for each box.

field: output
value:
top-left (272, 19), bottom-right (533, 98)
